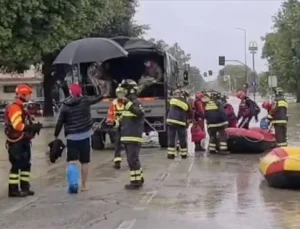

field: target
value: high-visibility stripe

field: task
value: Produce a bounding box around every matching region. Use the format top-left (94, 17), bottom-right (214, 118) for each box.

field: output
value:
top-left (169, 98), bottom-right (188, 111)
top-left (125, 101), bottom-right (133, 110)
top-left (120, 136), bottom-right (143, 142)
top-left (10, 111), bottom-right (22, 123)
top-left (12, 116), bottom-right (22, 129)
top-left (114, 157), bottom-right (122, 162)
top-left (166, 119), bottom-right (186, 126)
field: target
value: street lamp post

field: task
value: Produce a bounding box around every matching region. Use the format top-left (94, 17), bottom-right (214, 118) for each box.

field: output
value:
top-left (235, 28), bottom-right (248, 84)
top-left (249, 41), bottom-right (258, 102)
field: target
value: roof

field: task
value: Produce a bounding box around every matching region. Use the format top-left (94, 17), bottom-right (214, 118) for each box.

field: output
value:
top-left (0, 77), bottom-right (42, 85)
top-left (110, 36), bottom-right (164, 54)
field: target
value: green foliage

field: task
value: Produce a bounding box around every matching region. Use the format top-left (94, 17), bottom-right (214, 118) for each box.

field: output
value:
top-left (0, 0), bottom-right (121, 73)
top-left (217, 65), bottom-right (251, 91)
top-left (262, 0), bottom-right (300, 100)
top-left (257, 71), bottom-right (269, 97)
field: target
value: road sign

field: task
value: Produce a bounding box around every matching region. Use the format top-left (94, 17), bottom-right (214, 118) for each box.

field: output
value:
top-left (251, 81), bottom-right (257, 86)
top-left (268, 75), bottom-right (277, 87)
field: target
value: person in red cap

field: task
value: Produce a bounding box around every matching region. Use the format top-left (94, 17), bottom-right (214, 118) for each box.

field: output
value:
top-left (54, 83), bottom-right (103, 193)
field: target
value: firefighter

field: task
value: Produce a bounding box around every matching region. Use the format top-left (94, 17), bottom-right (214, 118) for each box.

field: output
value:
top-left (267, 87), bottom-right (288, 147)
top-left (166, 89), bottom-right (192, 159)
top-left (236, 90), bottom-right (260, 129)
top-left (106, 86), bottom-right (126, 169)
top-left (5, 84), bottom-right (42, 197)
top-left (221, 95), bottom-right (237, 128)
top-left (201, 93), bottom-right (228, 155)
top-left (114, 79), bottom-right (145, 189)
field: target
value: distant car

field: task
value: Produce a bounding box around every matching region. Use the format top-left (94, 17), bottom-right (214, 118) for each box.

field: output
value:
top-left (0, 100), bottom-right (12, 122)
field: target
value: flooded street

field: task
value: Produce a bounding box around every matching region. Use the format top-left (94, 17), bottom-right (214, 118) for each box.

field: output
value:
top-left (0, 97), bottom-right (299, 228)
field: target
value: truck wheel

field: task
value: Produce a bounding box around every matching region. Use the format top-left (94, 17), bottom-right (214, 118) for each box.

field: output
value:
top-left (91, 132), bottom-right (105, 150)
top-left (158, 131), bottom-right (168, 148)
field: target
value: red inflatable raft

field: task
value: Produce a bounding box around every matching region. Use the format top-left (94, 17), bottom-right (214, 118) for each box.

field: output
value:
top-left (225, 127), bottom-right (276, 154)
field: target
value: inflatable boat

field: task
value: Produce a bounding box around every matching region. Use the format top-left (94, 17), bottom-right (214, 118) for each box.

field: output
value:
top-left (259, 147), bottom-right (300, 189)
top-left (226, 127), bottom-right (276, 153)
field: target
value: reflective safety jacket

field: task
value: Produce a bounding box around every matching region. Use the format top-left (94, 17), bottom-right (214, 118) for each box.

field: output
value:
top-left (203, 100), bottom-right (228, 128)
top-left (267, 96), bottom-right (288, 124)
top-left (4, 99), bottom-right (34, 142)
top-left (166, 97), bottom-right (191, 127)
top-left (116, 97), bottom-right (145, 143)
top-left (107, 98), bottom-right (125, 122)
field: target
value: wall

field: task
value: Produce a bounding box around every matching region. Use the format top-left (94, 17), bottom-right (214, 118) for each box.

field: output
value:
top-left (0, 85), bottom-right (40, 101)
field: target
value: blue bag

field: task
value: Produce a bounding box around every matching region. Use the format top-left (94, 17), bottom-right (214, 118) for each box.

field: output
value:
top-left (67, 164), bottom-right (79, 194)
top-left (260, 118), bottom-right (269, 130)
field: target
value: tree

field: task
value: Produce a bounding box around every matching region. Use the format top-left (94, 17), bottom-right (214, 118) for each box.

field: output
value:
top-left (0, 0), bottom-right (147, 115)
top-left (257, 72), bottom-right (269, 97)
top-left (262, 0), bottom-right (300, 102)
top-left (217, 65), bottom-right (251, 91)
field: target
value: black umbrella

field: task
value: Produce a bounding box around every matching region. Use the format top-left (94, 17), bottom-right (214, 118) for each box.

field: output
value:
top-left (53, 38), bottom-right (128, 65)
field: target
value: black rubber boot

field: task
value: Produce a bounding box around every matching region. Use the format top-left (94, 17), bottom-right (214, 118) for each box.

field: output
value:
top-left (209, 151), bottom-right (217, 155)
top-left (218, 151), bottom-right (230, 155)
top-left (125, 181), bottom-right (142, 190)
top-left (141, 177), bottom-right (144, 185)
top-left (167, 154), bottom-right (175, 159)
top-left (181, 155), bottom-right (187, 159)
top-left (114, 162), bottom-right (121, 169)
top-left (8, 185), bottom-right (27, 197)
top-left (22, 189), bottom-right (35, 196)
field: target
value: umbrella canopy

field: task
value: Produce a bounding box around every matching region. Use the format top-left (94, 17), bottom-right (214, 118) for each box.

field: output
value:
top-left (53, 38), bottom-right (128, 65)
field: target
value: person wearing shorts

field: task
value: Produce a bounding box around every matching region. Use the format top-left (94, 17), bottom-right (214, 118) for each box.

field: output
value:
top-left (54, 83), bottom-right (102, 191)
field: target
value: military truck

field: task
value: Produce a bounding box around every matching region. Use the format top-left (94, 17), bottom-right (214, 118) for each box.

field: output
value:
top-left (57, 36), bottom-right (189, 149)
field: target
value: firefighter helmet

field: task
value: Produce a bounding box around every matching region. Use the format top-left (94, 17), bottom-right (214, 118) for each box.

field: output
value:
top-left (15, 84), bottom-right (33, 97)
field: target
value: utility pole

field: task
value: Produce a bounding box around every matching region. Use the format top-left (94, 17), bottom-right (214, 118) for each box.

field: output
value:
top-left (249, 41), bottom-right (258, 102)
top-left (235, 28), bottom-right (248, 84)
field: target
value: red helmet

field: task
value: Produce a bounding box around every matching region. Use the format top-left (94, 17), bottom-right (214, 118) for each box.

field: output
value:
top-left (195, 92), bottom-right (204, 99)
top-left (262, 101), bottom-right (272, 111)
top-left (15, 84), bottom-right (33, 97)
top-left (69, 83), bottom-right (82, 97)
top-left (236, 91), bottom-right (246, 99)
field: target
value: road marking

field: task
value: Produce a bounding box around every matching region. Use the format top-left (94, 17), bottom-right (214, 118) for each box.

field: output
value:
top-left (186, 159), bottom-right (195, 187)
top-left (188, 160), bottom-right (194, 174)
top-left (116, 219), bottom-right (136, 229)
top-left (3, 196), bottom-right (40, 214)
top-left (133, 190), bottom-right (157, 211)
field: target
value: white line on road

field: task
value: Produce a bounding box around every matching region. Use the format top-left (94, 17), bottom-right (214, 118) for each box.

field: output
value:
top-left (133, 190), bottom-right (157, 211)
top-left (188, 160), bottom-right (194, 174)
top-left (116, 219), bottom-right (136, 229)
top-left (186, 159), bottom-right (195, 187)
top-left (3, 196), bottom-right (40, 214)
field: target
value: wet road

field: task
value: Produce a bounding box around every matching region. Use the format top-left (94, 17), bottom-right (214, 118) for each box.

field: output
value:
top-left (0, 97), bottom-right (300, 228)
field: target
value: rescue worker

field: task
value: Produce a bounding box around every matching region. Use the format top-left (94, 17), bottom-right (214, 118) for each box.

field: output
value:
top-left (114, 79), bottom-right (145, 189)
top-left (221, 95), bottom-right (237, 128)
top-left (5, 84), bottom-right (42, 197)
top-left (236, 90), bottom-right (260, 129)
top-left (166, 89), bottom-right (192, 159)
top-left (106, 86), bottom-right (126, 169)
top-left (200, 93), bottom-right (228, 155)
top-left (267, 87), bottom-right (288, 147)
top-left (193, 92), bottom-right (206, 151)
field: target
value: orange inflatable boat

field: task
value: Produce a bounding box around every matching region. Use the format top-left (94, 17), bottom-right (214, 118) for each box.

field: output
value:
top-left (259, 147), bottom-right (300, 189)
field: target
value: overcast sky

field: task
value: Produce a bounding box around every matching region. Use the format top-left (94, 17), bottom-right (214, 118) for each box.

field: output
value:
top-left (135, 0), bottom-right (283, 80)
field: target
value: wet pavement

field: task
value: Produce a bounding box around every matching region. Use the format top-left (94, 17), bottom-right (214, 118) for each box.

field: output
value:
top-left (0, 97), bottom-right (300, 228)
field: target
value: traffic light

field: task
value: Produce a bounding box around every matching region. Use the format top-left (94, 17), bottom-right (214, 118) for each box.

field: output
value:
top-left (219, 56), bottom-right (225, 66)
top-left (203, 72), bottom-right (207, 77)
top-left (208, 70), bottom-right (213, 76)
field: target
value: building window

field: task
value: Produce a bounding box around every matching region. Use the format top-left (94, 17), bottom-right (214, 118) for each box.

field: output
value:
top-left (3, 85), bottom-right (16, 93)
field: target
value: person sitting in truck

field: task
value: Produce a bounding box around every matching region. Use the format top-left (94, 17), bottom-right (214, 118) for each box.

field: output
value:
top-left (138, 59), bottom-right (163, 94)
